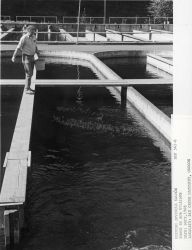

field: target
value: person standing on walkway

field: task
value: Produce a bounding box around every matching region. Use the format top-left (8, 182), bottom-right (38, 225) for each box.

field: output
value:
top-left (12, 25), bottom-right (40, 94)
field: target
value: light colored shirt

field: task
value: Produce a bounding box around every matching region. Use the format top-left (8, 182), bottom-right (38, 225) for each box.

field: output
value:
top-left (17, 34), bottom-right (37, 55)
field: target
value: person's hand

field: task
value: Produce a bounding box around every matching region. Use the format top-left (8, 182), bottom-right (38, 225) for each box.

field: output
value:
top-left (11, 56), bottom-right (16, 63)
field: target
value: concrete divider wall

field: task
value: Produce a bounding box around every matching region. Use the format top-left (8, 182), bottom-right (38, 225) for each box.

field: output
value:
top-left (87, 52), bottom-right (171, 143)
top-left (105, 29), bottom-right (122, 41)
top-left (59, 28), bottom-right (76, 42)
top-left (85, 51), bottom-right (171, 142)
top-left (150, 32), bottom-right (173, 42)
top-left (147, 54), bottom-right (173, 75)
top-left (94, 50), bottom-right (146, 59)
top-left (132, 29), bottom-right (151, 41)
top-left (126, 87), bottom-right (171, 142)
top-left (40, 50), bottom-right (117, 80)
top-left (106, 29), bottom-right (147, 42)
top-left (106, 24), bottom-right (173, 33)
top-left (132, 29), bottom-right (173, 42)
top-left (86, 24), bottom-right (106, 33)
top-left (105, 29), bottom-right (139, 42)
top-left (85, 30), bottom-right (108, 42)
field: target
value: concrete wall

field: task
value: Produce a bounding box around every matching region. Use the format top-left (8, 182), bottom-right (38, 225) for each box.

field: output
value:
top-left (106, 29), bottom-right (147, 42)
top-left (105, 29), bottom-right (122, 41)
top-left (59, 28), bottom-right (88, 42)
top-left (147, 54), bottom-right (173, 75)
top-left (59, 28), bottom-right (76, 42)
top-left (94, 50), bottom-right (146, 59)
top-left (132, 29), bottom-right (151, 41)
top-left (85, 30), bottom-right (108, 42)
top-left (133, 29), bottom-right (173, 42)
top-left (150, 29), bottom-right (173, 42)
top-left (126, 87), bottom-right (171, 142)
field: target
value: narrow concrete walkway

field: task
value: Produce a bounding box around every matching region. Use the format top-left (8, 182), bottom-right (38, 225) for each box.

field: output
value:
top-left (0, 82), bottom-right (36, 204)
top-left (1, 43), bottom-right (172, 54)
top-left (0, 79), bottom-right (173, 86)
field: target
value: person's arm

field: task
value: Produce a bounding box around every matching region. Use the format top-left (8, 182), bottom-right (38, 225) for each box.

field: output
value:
top-left (34, 35), bottom-right (40, 55)
top-left (12, 36), bottom-right (25, 62)
top-left (12, 47), bottom-right (21, 62)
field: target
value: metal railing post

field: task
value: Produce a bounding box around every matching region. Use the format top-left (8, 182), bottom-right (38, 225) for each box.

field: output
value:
top-left (76, 0), bottom-right (82, 44)
top-left (149, 26), bottom-right (152, 40)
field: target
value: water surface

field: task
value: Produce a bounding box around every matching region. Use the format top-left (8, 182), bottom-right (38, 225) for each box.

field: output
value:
top-left (19, 86), bottom-right (171, 250)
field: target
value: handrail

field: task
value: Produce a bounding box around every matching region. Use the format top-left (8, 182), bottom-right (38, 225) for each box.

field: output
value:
top-left (0, 15), bottom-right (11, 21)
top-left (109, 16), bottom-right (173, 24)
top-left (0, 16), bottom-right (173, 24)
top-left (0, 31), bottom-right (173, 35)
top-left (0, 29), bottom-right (173, 44)
top-left (16, 16), bottom-right (57, 23)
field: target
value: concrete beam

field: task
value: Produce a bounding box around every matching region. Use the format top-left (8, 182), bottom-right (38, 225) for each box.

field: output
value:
top-left (0, 79), bottom-right (173, 86)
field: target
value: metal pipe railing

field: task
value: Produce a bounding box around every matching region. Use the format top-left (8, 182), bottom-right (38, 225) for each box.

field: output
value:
top-left (1, 16), bottom-right (173, 24)
top-left (0, 29), bottom-right (173, 43)
top-left (0, 16), bottom-right (11, 21)
top-left (16, 16), bottom-right (57, 23)
top-left (0, 21), bottom-right (173, 28)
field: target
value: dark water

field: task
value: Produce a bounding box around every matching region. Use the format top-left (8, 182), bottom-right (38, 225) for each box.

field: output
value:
top-left (100, 57), bottom-right (173, 117)
top-left (1, 27), bottom-right (22, 41)
top-left (1, 57), bottom-right (25, 79)
top-left (37, 62), bottom-right (98, 79)
top-left (100, 57), bottom-right (160, 79)
top-left (17, 86), bottom-right (171, 250)
top-left (1, 57), bottom-right (98, 80)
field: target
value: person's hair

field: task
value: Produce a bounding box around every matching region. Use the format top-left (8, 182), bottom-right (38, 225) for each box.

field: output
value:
top-left (27, 25), bottom-right (36, 32)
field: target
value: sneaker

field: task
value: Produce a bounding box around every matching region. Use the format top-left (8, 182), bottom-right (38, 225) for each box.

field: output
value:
top-left (29, 88), bottom-right (35, 92)
top-left (26, 89), bottom-right (35, 95)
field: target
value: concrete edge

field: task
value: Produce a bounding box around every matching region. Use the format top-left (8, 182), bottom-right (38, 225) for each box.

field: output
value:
top-left (147, 54), bottom-right (173, 75)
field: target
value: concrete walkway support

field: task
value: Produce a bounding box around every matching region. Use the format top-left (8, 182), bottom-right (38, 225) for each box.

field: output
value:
top-left (0, 79), bottom-right (36, 247)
